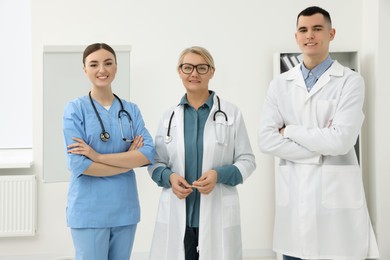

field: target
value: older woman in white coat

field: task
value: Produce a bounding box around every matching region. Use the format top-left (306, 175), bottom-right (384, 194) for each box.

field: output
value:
top-left (148, 46), bottom-right (256, 260)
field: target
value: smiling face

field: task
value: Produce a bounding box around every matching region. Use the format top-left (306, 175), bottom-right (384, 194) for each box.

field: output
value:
top-left (83, 49), bottom-right (117, 89)
top-left (295, 13), bottom-right (335, 67)
top-left (178, 52), bottom-right (214, 95)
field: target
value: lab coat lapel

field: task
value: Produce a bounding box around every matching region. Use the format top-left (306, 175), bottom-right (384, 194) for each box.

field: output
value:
top-left (287, 66), bottom-right (307, 91)
top-left (306, 61), bottom-right (344, 100)
top-left (307, 74), bottom-right (330, 99)
top-left (199, 95), bottom-right (217, 259)
top-left (202, 95), bottom-right (218, 168)
top-left (174, 105), bottom-right (186, 176)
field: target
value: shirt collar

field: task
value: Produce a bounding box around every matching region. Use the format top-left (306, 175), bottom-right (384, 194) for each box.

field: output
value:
top-left (301, 55), bottom-right (333, 80)
top-left (179, 91), bottom-right (215, 109)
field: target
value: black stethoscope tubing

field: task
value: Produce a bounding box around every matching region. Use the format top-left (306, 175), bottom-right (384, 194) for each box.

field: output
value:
top-left (89, 91), bottom-right (133, 142)
top-left (213, 96), bottom-right (228, 122)
top-left (165, 95), bottom-right (227, 143)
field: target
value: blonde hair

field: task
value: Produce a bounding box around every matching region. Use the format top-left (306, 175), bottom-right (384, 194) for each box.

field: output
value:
top-left (177, 46), bottom-right (215, 71)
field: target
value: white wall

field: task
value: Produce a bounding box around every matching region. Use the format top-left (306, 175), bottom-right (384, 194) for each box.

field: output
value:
top-left (3, 0), bottom-right (388, 258)
top-left (375, 2), bottom-right (390, 257)
top-left (0, 0), bottom-right (32, 148)
top-left (361, 0), bottom-right (390, 258)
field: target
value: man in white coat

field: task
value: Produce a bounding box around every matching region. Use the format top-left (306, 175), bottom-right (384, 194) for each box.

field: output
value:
top-left (258, 6), bottom-right (379, 260)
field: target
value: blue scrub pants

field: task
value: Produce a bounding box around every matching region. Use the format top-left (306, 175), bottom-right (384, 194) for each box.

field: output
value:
top-left (71, 224), bottom-right (137, 260)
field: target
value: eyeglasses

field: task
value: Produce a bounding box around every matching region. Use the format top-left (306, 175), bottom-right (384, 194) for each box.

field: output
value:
top-left (180, 63), bottom-right (211, 75)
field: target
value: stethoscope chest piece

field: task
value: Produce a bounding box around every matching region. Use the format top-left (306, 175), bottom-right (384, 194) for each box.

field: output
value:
top-left (89, 91), bottom-right (134, 143)
top-left (100, 132), bottom-right (110, 142)
top-left (164, 135), bottom-right (172, 144)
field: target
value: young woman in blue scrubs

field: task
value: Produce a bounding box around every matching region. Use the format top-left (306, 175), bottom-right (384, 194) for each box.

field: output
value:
top-left (63, 43), bottom-right (155, 260)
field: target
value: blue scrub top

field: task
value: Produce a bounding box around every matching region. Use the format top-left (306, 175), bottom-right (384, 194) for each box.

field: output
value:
top-left (63, 95), bottom-right (155, 228)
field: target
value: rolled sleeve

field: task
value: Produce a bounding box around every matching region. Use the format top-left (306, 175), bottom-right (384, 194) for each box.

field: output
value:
top-left (151, 166), bottom-right (173, 188)
top-left (130, 103), bottom-right (156, 165)
top-left (138, 144), bottom-right (155, 165)
top-left (63, 102), bottom-right (94, 178)
top-left (214, 165), bottom-right (243, 186)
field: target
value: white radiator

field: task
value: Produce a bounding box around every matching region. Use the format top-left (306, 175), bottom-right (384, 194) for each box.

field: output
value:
top-left (0, 175), bottom-right (37, 237)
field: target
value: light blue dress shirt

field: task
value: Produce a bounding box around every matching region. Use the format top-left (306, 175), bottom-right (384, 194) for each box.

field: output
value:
top-left (63, 95), bottom-right (155, 228)
top-left (301, 55), bottom-right (333, 92)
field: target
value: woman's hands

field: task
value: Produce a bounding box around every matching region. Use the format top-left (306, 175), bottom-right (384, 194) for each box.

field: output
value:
top-left (169, 173), bottom-right (193, 199)
top-left (192, 170), bottom-right (217, 195)
top-left (170, 170), bottom-right (218, 199)
top-left (67, 136), bottom-right (148, 177)
top-left (67, 137), bottom-right (100, 161)
top-left (128, 135), bottom-right (144, 151)
top-left (68, 135), bottom-right (144, 162)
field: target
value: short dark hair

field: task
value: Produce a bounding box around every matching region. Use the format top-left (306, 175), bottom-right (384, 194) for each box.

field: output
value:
top-left (82, 43), bottom-right (117, 66)
top-left (297, 6), bottom-right (332, 27)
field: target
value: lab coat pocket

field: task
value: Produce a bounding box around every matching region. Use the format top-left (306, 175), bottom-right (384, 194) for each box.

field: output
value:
top-left (276, 165), bottom-right (290, 207)
top-left (321, 165), bottom-right (364, 209)
top-left (222, 193), bottom-right (241, 227)
top-left (214, 115), bottom-right (234, 146)
top-left (316, 99), bottom-right (337, 128)
top-left (156, 189), bottom-right (171, 224)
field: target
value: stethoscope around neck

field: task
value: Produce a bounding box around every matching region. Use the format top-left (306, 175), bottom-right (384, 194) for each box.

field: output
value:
top-left (164, 95), bottom-right (228, 143)
top-left (89, 91), bottom-right (134, 142)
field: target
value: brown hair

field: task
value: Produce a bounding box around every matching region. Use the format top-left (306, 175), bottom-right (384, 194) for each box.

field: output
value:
top-left (82, 43), bottom-right (117, 66)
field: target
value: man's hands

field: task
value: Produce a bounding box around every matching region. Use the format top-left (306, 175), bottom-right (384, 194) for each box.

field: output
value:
top-left (170, 170), bottom-right (218, 199)
top-left (279, 127), bottom-right (285, 136)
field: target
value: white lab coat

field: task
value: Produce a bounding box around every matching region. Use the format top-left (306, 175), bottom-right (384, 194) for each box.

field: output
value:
top-left (148, 94), bottom-right (256, 260)
top-left (258, 61), bottom-right (379, 259)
